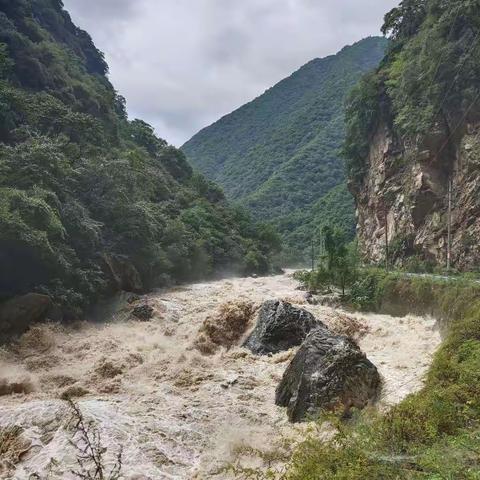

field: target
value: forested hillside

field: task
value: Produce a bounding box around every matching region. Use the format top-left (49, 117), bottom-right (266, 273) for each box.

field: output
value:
top-left (0, 0), bottom-right (280, 317)
top-left (345, 0), bottom-right (480, 270)
top-left (182, 37), bottom-right (387, 260)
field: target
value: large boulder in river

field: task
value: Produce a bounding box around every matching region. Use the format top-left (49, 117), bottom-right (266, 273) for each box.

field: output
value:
top-left (0, 293), bottom-right (52, 339)
top-left (243, 300), bottom-right (324, 355)
top-left (275, 328), bottom-right (381, 422)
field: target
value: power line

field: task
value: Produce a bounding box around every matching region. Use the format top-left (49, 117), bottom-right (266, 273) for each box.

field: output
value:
top-left (424, 16), bottom-right (480, 270)
top-left (391, 5), bottom-right (461, 139)
top-left (447, 177), bottom-right (452, 271)
top-left (432, 25), bottom-right (480, 270)
top-left (436, 88), bottom-right (480, 270)
top-left (402, 6), bottom-right (466, 155)
top-left (403, 3), bottom-right (465, 152)
top-left (384, 3), bottom-right (468, 271)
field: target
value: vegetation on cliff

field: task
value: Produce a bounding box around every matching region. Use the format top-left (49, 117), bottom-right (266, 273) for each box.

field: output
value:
top-left (183, 37), bottom-right (387, 260)
top-left (0, 0), bottom-right (280, 315)
top-left (345, 0), bottom-right (480, 183)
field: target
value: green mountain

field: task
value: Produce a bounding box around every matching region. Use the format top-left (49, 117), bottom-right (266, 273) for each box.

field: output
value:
top-left (182, 37), bottom-right (388, 261)
top-left (0, 0), bottom-right (280, 316)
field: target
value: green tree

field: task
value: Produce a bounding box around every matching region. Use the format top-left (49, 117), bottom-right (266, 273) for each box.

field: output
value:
top-left (320, 226), bottom-right (358, 296)
top-left (382, 0), bottom-right (428, 41)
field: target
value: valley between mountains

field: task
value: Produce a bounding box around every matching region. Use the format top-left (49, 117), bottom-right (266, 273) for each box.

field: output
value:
top-left (1, 0), bottom-right (480, 478)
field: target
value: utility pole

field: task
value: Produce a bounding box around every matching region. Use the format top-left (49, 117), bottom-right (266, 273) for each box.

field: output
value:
top-left (447, 177), bottom-right (452, 271)
top-left (311, 237), bottom-right (315, 272)
top-left (384, 212), bottom-right (389, 271)
top-left (320, 232), bottom-right (324, 267)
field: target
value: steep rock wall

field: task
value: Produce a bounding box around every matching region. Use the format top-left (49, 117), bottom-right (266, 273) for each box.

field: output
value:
top-left (351, 119), bottom-right (480, 270)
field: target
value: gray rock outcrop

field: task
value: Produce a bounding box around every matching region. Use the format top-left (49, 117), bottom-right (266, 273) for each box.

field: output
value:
top-left (131, 303), bottom-right (155, 321)
top-left (243, 300), bottom-right (324, 355)
top-left (351, 113), bottom-right (480, 270)
top-left (275, 328), bottom-right (380, 422)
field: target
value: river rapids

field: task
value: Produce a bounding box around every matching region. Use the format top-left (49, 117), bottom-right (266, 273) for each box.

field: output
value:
top-left (0, 272), bottom-right (440, 479)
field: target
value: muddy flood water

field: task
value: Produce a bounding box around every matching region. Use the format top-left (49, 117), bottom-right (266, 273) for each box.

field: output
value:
top-left (0, 271), bottom-right (440, 479)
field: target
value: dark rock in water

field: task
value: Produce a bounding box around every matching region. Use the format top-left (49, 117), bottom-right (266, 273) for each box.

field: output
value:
top-left (0, 376), bottom-right (35, 396)
top-left (60, 385), bottom-right (89, 400)
top-left (276, 328), bottom-right (381, 422)
top-left (0, 293), bottom-right (52, 338)
top-left (131, 303), bottom-right (154, 321)
top-left (243, 300), bottom-right (324, 355)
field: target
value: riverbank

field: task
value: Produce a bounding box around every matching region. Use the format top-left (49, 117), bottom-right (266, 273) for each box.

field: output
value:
top-left (277, 272), bottom-right (480, 480)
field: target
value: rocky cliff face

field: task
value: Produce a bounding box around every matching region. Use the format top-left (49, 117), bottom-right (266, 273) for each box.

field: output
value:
top-left (351, 118), bottom-right (480, 270)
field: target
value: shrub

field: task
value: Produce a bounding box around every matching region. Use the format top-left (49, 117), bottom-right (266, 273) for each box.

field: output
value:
top-left (349, 269), bottom-right (387, 311)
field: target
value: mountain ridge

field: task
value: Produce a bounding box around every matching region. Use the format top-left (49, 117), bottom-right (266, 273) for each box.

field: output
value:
top-left (182, 36), bottom-right (388, 259)
top-left (191, 38), bottom-right (387, 146)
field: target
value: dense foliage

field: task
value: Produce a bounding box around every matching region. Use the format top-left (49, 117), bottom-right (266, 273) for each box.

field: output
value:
top-left (345, 0), bottom-right (480, 182)
top-left (0, 0), bottom-right (280, 314)
top-left (182, 37), bottom-right (387, 261)
top-left (276, 183), bottom-right (356, 264)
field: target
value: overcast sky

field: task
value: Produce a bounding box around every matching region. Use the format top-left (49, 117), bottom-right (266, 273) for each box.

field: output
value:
top-left (63, 0), bottom-right (398, 146)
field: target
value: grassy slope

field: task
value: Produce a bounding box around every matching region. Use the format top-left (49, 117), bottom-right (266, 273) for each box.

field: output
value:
top-left (182, 37), bottom-right (387, 258)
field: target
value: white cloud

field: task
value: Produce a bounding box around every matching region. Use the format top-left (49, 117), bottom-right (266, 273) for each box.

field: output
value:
top-left (63, 0), bottom-right (399, 146)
